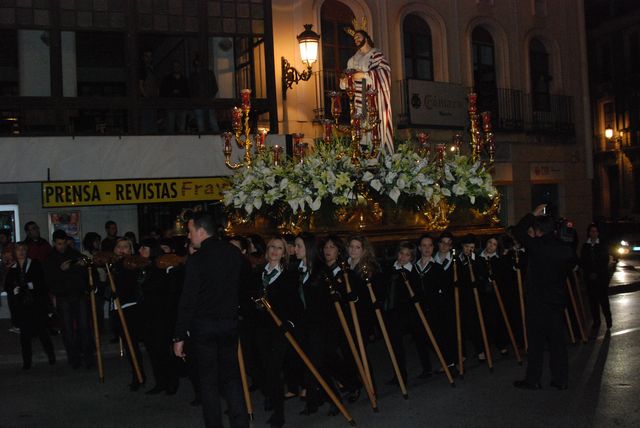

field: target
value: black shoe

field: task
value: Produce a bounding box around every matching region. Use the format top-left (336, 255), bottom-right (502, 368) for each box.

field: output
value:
top-left (327, 404), bottom-right (340, 417)
top-left (145, 385), bottom-right (165, 395)
top-left (346, 388), bottom-right (360, 403)
top-left (499, 349), bottom-right (509, 356)
top-left (22, 362), bottom-right (32, 371)
top-left (386, 376), bottom-right (404, 386)
top-left (550, 381), bottom-right (568, 390)
top-left (267, 414), bottom-right (284, 427)
top-left (513, 380), bottom-right (541, 390)
top-left (418, 370), bottom-right (433, 379)
top-left (165, 386), bottom-right (178, 396)
top-left (299, 404), bottom-right (318, 415)
top-left (48, 354), bottom-right (56, 365)
top-left (190, 398), bottom-right (201, 407)
top-left (129, 380), bottom-right (144, 392)
top-left (264, 398), bottom-right (273, 412)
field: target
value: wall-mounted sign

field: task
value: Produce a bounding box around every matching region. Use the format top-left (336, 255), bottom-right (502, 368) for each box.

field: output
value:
top-left (42, 177), bottom-right (229, 208)
top-left (530, 163), bottom-right (565, 182)
top-left (407, 80), bottom-right (468, 128)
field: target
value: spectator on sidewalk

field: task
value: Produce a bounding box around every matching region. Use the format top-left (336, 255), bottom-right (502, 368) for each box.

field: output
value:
top-left (24, 222), bottom-right (51, 263)
top-left (580, 224), bottom-right (612, 332)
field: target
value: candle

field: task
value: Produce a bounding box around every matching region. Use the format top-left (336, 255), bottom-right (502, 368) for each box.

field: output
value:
top-left (232, 107), bottom-right (243, 131)
top-left (256, 128), bottom-right (267, 152)
top-left (240, 88), bottom-right (252, 110)
top-left (481, 111), bottom-right (492, 133)
top-left (328, 91), bottom-right (342, 119)
top-left (366, 89), bottom-right (378, 114)
top-left (273, 144), bottom-right (282, 166)
top-left (323, 119), bottom-right (333, 144)
top-left (223, 132), bottom-right (233, 155)
top-left (468, 93), bottom-right (477, 113)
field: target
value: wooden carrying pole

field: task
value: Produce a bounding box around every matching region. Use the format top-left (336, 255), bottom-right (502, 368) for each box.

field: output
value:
top-left (105, 264), bottom-right (144, 384)
top-left (564, 308), bottom-right (576, 344)
top-left (341, 266), bottom-right (374, 395)
top-left (572, 270), bottom-right (588, 328)
top-left (400, 272), bottom-right (455, 386)
top-left (453, 252), bottom-right (464, 376)
top-left (327, 281), bottom-right (378, 413)
top-left (566, 278), bottom-right (587, 343)
top-left (485, 260), bottom-right (522, 365)
top-left (259, 297), bottom-right (356, 426)
top-left (490, 279), bottom-right (523, 364)
top-left (468, 261), bottom-right (493, 371)
top-left (514, 250), bottom-right (528, 352)
top-left (87, 266), bottom-right (104, 382)
top-left (362, 270), bottom-right (408, 399)
top-left (237, 340), bottom-right (254, 420)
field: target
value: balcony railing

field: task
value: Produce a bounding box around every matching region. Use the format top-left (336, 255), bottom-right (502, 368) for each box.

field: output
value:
top-left (395, 80), bottom-right (575, 135)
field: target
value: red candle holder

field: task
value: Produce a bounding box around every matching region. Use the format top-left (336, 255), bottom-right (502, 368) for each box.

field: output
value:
top-left (240, 88), bottom-right (252, 110)
top-left (468, 93), bottom-right (478, 113)
top-left (223, 132), bottom-right (233, 155)
top-left (273, 144), bottom-right (282, 166)
top-left (328, 91), bottom-right (342, 120)
top-left (323, 119), bottom-right (334, 144)
top-left (481, 111), bottom-right (492, 133)
top-left (232, 107), bottom-right (243, 132)
top-left (256, 128), bottom-right (268, 152)
top-left (436, 143), bottom-right (445, 167)
top-left (366, 89), bottom-right (378, 114)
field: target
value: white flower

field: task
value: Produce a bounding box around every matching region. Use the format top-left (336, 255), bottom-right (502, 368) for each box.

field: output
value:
top-left (389, 187), bottom-right (401, 203)
top-left (309, 197), bottom-right (322, 211)
top-left (362, 171), bottom-right (374, 182)
top-left (371, 179), bottom-right (382, 192)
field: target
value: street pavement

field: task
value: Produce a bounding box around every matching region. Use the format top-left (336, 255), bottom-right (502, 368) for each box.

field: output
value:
top-left (1, 269), bottom-right (639, 428)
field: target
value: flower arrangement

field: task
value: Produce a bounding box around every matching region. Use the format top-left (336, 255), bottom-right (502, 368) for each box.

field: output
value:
top-left (222, 138), bottom-right (498, 228)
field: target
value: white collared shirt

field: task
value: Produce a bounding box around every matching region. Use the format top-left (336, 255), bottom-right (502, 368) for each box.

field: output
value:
top-left (263, 264), bottom-right (282, 285)
top-left (393, 261), bottom-right (413, 272)
top-left (480, 250), bottom-right (498, 260)
top-left (298, 260), bottom-right (310, 284)
top-left (587, 238), bottom-right (600, 246)
top-left (415, 257), bottom-right (433, 272)
top-left (434, 251), bottom-right (452, 270)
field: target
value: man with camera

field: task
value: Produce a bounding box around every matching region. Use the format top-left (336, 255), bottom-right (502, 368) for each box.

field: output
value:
top-left (512, 204), bottom-right (576, 390)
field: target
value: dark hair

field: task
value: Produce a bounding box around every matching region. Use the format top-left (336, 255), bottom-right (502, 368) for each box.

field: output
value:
top-left (52, 229), bottom-right (68, 241)
top-left (347, 234), bottom-right (379, 275)
top-left (139, 237), bottom-right (162, 259)
top-left (396, 240), bottom-right (416, 261)
top-left (82, 232), bottom-right (101, 253)
top-left (105, 220), bottom-right (116, 229)
top-left (226, 235), bottom-right (249, 253)
top-left (296, 232), bottom-right (319, 274)
top-left (586, 223), bottom-right (599, 234)
top-left (318, 234), bottom-right (347, 266)
top-left (190, 212), bottom-right (217, 237)
top-left (483, 235), bottom-right (503, 253)
top-left (282, 232), bottom-right (296, 245)
top-left (124, 231), bottom-right (137, 242)
top-left (24, 221), bottom-right (37, 233)
top-left (533, 215), bottom-right (555, 236)
top-left (438, 231), bottom-right (454, 242)
top-left (355, 30), bottom-right (375, 48)
top-left (0, 229), bottom-right (11, 239)
top-left (247, 234), bottom-right (266, 257)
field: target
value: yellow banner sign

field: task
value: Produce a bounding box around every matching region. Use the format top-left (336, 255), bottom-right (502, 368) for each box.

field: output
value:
top-left (42, 177), bottom-right (229, 208)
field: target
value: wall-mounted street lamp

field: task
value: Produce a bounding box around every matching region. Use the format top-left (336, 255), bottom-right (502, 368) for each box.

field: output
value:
top-left (282, 24), bottom-right (321, 100)
top-left (605, 127), bottom-right (624, 150)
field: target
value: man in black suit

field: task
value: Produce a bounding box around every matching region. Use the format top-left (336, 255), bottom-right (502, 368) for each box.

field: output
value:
top-left (173, 213), bottom-right (248, 428)
top-left (512, 204), bottom-right (575, 390)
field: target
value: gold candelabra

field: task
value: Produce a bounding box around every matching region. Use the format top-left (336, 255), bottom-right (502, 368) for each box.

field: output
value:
top-left (223, 88), bottom-right (271, 169)
top-left (325, 69), bottom-right (382, 165)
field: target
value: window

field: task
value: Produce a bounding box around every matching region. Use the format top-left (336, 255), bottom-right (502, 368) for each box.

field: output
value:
top-left (320, 0), bottom-right (355, 122)
top-left (530, 38), bottom-right (551, 112)
top-left (403, 14), bottom-right (433, 81)
top-left (472, 26), bottom-right (498, 114)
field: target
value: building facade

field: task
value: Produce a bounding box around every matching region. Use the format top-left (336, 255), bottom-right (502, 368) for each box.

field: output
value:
top-left (0, 0), bottom-right (593, 240)
top-left (587, 0), bottom-right (640, 221)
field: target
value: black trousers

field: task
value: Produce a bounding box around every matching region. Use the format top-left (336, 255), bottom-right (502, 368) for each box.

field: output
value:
top-left (143, 301), bottom-right (178, 390)
top-left (458, 288), bottom-right (484, 356)
top-left (57, 296), bottom-right (93, 366)
top-left (387, 306), bottom-right (431, 379)
top-left (18, 315), bottom-right (54, 366)
top-left (586, 278), bottom-right (612, 328)
top-left (525, 302), bottom-right (568, 384)
top-left (190, 318), bottom-right (248, 428)
top-left (254, 327), bottom-right (288, 425)
top-left (426, 292), bottom-right (457, 366)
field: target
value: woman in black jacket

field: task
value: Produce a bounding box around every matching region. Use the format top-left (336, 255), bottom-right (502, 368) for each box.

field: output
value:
top-left (249, 236), bottom-right (302, 428)
top-left (139, 238), bottom-right (179, 395)
top-left (5, 242), bottom-right (55, 370)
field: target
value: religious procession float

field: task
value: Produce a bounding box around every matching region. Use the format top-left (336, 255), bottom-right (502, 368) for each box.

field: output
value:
top-left (219, 84), bottom-right (501, 243)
